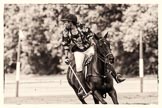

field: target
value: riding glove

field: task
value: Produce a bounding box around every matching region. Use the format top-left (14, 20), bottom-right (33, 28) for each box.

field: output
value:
top-left (65, 56), bottom-right (69, 64)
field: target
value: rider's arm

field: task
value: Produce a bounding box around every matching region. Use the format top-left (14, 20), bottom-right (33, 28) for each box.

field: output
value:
top-left (61, 30), bottom-right (71, 57)
top-left (80, 25), bottom-right (96, 45)
top-left (87, 29), bottom-right (96, 45)
top-left (64, 50), bottom-right (69, 58)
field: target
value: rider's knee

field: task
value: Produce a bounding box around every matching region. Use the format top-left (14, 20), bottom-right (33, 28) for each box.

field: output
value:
top-left (76, 66), bottom-right (83, 72)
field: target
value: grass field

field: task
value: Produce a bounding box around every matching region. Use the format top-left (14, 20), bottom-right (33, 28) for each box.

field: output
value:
top-left (4, 92), bottom-right (157, 104)
top-left (4, 73), bottom-right (158, 104)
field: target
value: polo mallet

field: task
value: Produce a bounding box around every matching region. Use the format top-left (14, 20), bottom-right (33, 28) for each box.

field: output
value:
top-left (68, 63), bottom-right (92, 99)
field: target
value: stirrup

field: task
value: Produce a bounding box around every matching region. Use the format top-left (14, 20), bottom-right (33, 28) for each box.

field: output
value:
top-left (78, 89), bottom-right (84, 96)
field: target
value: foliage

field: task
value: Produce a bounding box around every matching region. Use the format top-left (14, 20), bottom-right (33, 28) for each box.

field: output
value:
top-left (4, 4), bottom-right (158, 76)
top-left (106, 4), bottom-right (158, 75)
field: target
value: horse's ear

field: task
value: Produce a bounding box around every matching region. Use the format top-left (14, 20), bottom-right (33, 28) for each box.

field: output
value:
top-left (104, 32), bottom-right (108, 39)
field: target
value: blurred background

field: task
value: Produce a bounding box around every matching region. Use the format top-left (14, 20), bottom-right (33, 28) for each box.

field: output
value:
top-left (4, 4), bottom-right (158, 76)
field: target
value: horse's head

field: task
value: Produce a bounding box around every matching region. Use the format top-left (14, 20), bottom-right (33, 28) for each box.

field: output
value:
top-left (96, 36), bottom-right (114, 64)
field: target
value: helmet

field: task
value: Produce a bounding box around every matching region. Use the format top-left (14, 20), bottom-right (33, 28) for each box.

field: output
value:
top-left (61, 14), bottom-right (77, 24)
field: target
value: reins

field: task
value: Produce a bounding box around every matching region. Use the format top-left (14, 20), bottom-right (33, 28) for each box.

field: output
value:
top-left (88, 49), bottom-right (111, 79)
top-left (90, 43), bottom-right (112, 79)
top-left (97, 52), bottom-right (112, 64)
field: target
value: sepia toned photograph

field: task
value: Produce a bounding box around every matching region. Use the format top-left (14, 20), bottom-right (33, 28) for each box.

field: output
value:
top-left (3, 2), bottom-right (158, 105)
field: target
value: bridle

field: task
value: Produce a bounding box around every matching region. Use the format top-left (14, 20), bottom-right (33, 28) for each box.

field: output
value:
top-left (87, 38), bottom-right (112, 78)
top-left (96, 40), bottom-right (112, 64)
top-left (97, 52), bottom-right (112, 64)
top-left (93, 41), bottom-right (113, 78)
top-left (96, 38), bottom-right (112, 62)
top-left (93, 51), bottom-right (112, 79)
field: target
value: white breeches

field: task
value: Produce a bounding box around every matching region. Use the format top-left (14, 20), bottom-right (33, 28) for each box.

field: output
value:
top-left (74, 46), bottom-right (95, 72)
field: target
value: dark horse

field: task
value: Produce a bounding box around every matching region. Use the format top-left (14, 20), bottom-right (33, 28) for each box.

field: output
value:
top-left (67, 35), bottom-right (119, 104)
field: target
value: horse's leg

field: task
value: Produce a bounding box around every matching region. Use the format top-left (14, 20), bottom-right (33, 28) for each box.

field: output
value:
top-left (92, 94), bottom-right (99, 104)
top-left (77, 95), bottom-right (87, 104)
top-left (94, 90), bottom-right (107, 104)
top-left (73, 88), bottom-right (87, 104)
top-left (108, 88), bottom-right (119, 104)
top-left (68, 80), bottom-right (87, 104)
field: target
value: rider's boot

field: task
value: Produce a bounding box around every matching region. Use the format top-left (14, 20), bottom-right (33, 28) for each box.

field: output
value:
top-left (110, 70), bottom-right (125, 83)
top-left (107, 64), bottom-right (125, 83)
top-left (76, 71), bottom-right (92, 99)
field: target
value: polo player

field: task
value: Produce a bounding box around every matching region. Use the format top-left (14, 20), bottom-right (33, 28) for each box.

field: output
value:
top-left (61, 14), bottom-right (125, 98)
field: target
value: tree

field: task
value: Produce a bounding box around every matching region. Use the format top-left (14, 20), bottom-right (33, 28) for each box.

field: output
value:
top-left (106, 4), bottom-right (158, 75)
top-left (4, 4), bottom-right (158, 76)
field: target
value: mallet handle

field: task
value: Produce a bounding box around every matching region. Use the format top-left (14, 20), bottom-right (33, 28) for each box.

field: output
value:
top-left (68, 64), bottom-right (87, 95)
